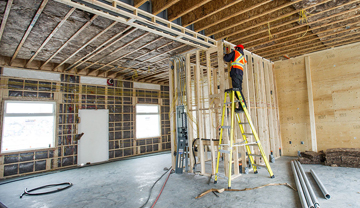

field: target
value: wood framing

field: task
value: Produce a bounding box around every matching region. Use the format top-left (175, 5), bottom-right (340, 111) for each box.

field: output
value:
top-left (169, 40), bottom-right (281, 178)
top-left (134, 0), bottom-right (148, 8)
top-left (10, 0), bottom-right (48, 65)
top-left (167, 0), bottom-right (212, 22)
top-left (0, 0), bottom-right (13, 42)
top-left (305, 56), bottom-right (317, 152)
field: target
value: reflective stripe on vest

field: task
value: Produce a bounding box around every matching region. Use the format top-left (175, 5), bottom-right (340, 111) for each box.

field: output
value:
top-left (230, 50), bottom-right (246, 70)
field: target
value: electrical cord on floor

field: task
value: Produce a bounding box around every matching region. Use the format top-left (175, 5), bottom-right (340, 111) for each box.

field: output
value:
top-left (20, 182), bottom-right (73, 198)
top-left (150, 168), bottom-right (173, 208)
top-left (139, 166), bottom-right (172, 208)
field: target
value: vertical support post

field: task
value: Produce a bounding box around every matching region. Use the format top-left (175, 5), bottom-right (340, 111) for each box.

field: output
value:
top-left (206, 51), bottom-right (216, 174)
top-left (186, 53), bottom-right (194, 172)
top-left (169, 60), bottom-right (176, 169)
top-left (305, 56), bottom-right (317, 152)
top-left (195, 50), bottom-right (205, 174)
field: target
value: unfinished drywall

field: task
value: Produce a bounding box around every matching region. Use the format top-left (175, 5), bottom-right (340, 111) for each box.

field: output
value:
top-left (0, 68), bottom-right (170, 178)
top-left (274, 42), bottom-right (360, 156)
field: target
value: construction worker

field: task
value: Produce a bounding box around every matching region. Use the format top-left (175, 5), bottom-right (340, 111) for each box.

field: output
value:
top-left (223, 44), bottom-right (247, 112)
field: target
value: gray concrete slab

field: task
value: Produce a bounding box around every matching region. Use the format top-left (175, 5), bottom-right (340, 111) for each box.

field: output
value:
top-left (0, 154), bottom-right (359, 208)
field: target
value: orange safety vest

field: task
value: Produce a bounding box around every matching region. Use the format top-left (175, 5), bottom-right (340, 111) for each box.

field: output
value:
top-left (230, 50), bottom-right (247, 70)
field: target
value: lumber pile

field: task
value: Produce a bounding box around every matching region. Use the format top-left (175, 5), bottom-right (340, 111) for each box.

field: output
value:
top-left (298, 151), bottom-right (325, 164)
top-left (325, 148), bottom-right (360, 168)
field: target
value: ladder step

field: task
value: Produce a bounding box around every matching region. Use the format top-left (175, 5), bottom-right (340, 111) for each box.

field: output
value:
top-left (245, 142), bottom-right (258, 146)
top-left (224, 100), bottom-right (240, 104)
top-left (239, 122), bottom-right (249, 125)
top-left (253, 164), bottom-right (267, 168)
top-left (219, 149), bottom-right (231, 154)
top-left (242, 133), bottom-right (254, 136)
top-left (249, 154), bottom-right (262, 157)
top-left (221, 126), bottom-right (231, 129)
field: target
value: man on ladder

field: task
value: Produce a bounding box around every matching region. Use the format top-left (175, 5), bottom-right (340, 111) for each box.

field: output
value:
top-left (223, 44), bottom-right (247, 112)
top-left (215, 43), bottom-right (274, 189)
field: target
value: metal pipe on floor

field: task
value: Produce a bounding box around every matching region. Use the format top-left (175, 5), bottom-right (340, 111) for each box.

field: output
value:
top-left (296, 161), bottom-right (320, 208)
top-left (291, 161), bottom-right (307, 208)
top-left (294, 161), bottom-right (315, 208)
top-left (310, 169), bottom-right (331, 200)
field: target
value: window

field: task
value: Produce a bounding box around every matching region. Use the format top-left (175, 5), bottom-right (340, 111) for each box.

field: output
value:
top-left (1, 101), bottom-right (56, 153)
top-left (136, 104), bottom-right (160, 139)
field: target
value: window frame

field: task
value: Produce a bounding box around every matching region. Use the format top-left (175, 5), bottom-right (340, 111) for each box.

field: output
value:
top-left (1, 100), bottom-right (57, 153)
top-left (135, 104), bottom-right (161, 139)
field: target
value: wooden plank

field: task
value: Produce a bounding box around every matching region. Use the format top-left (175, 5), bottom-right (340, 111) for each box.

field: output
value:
top-left (305, 56), bottom-right (317, 152)
top-left (264, 61), bottom-right (275, 156)
top-left (167, 0), bottom-right (212, 22)
top-left (10, 0), bottom-right (48, 65)
top-left (26, 8), bottom-right (75, 68)
top-left (195, 0), bottom-right (272, 32)
top-left (0, 0), bottom-right (13, 42)
top-left (152, 0), bottom-right (181, 15)
top-left (252, 15), bottom-right (360, 53)
top-left (68, 26), bottom-right (133, 71)
top-left (205, 50), bottom-right (216, 174)
top-left (54, 0), bottom-right (214, 50)
top-left (182, 0), bottom-right (243, 28)
top-left (41, 15), bottom-right (98, 70)
top-left (186, 53), bottom-right (195, 172)
top-left (229, 0), bottom-right (336, 43)
top-left (206, 0), bottom-right (302, 37)
top-left (195, 50), bottom-right (205, 174)
top-left (54, 21), bottom-right (118, 72)
top-left (85, 30), bottom-right (146, 75)
top-left (134, 0), bottom-right (148, 7)
top-left (169, 60), bottom-right (176, 169)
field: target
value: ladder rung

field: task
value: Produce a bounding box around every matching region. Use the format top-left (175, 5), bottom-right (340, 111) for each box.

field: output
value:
top-left (221, 126), bottom-right (231, 129)
top-left (243, 133), bottom-right (253, 136)
top-left (219, 144), bottom-right (230, 146)
top-left (219, 149), bottom-right (231, 154)
top-left (245, 142), bottom-right (258, 146)
top-left (249, 154), bottom-right (262, 157)
top-left (239, 122), bottom-right (249, 125)
top-left (253, 164), bottom-right (267, 168)
top-left (224, 101), bottom-right (240, 104)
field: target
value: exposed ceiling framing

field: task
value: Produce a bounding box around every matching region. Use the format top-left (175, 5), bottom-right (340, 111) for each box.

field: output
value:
top-left (0, 0), bottom-right (217, 84)
top-left (1, 0), bottom-right (360, 85)
top-left (145, 0), bottom-right (360, 61)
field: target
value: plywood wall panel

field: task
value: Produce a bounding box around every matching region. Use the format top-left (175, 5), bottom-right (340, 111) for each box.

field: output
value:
top-left (275, 42), bottom-right (360, 156)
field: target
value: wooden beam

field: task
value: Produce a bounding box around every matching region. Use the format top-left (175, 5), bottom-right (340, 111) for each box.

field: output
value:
top-left (230, 0), bottom-right (356, 44)
top-left (262, 23), bottom-right (360, 58)
top-left (182, 0), bottom-right (243, 28)
top-left (98, 40), bottom-right (174, 77)
top-left (26, 8), bottom-right (76, 68)
top-left (152, 0), bottom-right (181, 15)
top-left (0, 0), bottom-right (13, 42)
top-left (70, 26), bottom-right (133, 72)
top-left (305, 56), bottom-right (317, 152)
top-left (167, 0), bottom-right (212, 22)
top-left (252, 16), bottom-right (360, 54)
top-left (41, 15), bottom-right (97, 70)
top-left (134, 0), bottom-right (148, 7)
top-left (54, 0), bottom-right (216, 49)
top-left (54, 21), bottom-right (118, 72)
top-left (195, 0), bottom-right (272, 32)
top-left (10, 0), bottom-right (48, 65)
top-left (207, 0), bottom-right (303, 38)
top-left (78, 28), bottom-right (141, 74)
top-left (169, 60), bottom-right (176, 169)
top-left (138, 70), bottom-right (167, 81)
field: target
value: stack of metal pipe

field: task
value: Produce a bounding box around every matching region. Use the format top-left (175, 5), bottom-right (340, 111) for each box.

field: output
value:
top-left (291, 160), bottom-right (330, 208)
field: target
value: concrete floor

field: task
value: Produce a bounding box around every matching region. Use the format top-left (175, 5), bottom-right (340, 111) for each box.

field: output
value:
top-left (0, 153), bottom-right (359, 208)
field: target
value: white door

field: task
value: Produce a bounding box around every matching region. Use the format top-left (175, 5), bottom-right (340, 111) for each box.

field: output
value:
top-left (78, 109), bottom-right (109, 165)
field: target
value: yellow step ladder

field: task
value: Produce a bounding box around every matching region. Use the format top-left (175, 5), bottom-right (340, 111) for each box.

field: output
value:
top-left (214, 88), bottom-right (274, 189)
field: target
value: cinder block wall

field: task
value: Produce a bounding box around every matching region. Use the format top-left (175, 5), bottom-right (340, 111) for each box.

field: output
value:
top-left (0, 73), bottom-right (170, 178)
top-left (274, 42), bottom-right (360, 156)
